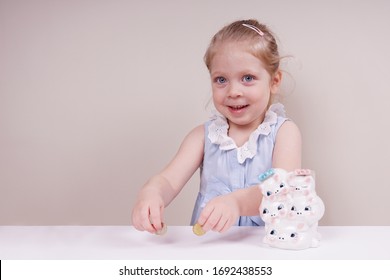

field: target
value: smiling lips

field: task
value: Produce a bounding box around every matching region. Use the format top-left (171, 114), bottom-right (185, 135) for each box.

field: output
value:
top-left (228, 104), bottom-right (249, 113)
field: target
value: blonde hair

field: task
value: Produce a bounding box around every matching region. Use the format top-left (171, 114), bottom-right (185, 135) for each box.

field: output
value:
top-left (204, 19), bottom-right (281, 78)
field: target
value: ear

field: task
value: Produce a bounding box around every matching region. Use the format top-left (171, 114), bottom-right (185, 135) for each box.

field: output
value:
top-left (270, 70), bottom-right (282, 94)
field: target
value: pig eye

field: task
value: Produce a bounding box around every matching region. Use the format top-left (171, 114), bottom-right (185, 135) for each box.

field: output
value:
top-left (279, 183), bottom-right (285, 188)
top-left (290, 233), bottom-right (298, 238)
top-left (291, 206), bottom-right (296, 211)
top-left (262, 208), bottom-right (269, 214)
top-left (266, 191), bottom-right (272, 196)
top-left (277, 204), bottom-right (284, 210)
top-left (270, 229), bottom-right (277, 235)
top-left (304, 206), bottom-right (311, 211)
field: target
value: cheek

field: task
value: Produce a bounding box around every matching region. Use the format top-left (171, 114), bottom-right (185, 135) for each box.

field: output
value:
top-left (212, 91), bottom-right (223, 104)
top-left (211, 84), bottom-right (227, 98)
top-left (269, 196), bottom-right (277, 202)
top-left (280, 188), bottom-right (288, 194)
top-left (291, 237), bottom-right (300, 244)
top-left (267, 235), bottom-right (277, 242)
top-left (250, 87), bottom-right (270, 105)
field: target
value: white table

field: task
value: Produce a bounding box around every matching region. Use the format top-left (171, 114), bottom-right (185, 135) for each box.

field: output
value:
top-left (0, 226), bottom-right (389, 259)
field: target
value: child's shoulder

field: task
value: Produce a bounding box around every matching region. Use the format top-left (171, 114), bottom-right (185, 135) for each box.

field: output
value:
top-left (277, 120), bottom-right (301, 140)
top-left (268, 103), bottom-right (299, 138)
top-left (181, 124), bottom-right (205, 147)
top-left (189, 124), bottom-right (205, 138)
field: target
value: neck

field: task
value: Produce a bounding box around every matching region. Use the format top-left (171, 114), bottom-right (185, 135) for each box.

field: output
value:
top-left (227, 117), bottom-right (264, 147)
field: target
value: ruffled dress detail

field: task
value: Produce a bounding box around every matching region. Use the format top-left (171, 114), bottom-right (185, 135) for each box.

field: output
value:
top-left (208, 103), bottom-right (286, 164)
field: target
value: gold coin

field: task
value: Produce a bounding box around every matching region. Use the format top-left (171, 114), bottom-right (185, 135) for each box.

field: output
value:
top-left (192, 223), bottom-right (206, 236)
top-left (155, 223), bottom-right (167, 236)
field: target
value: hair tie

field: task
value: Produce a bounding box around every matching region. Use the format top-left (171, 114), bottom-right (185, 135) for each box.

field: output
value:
top-left (242, 23), bottom-right (264, 36)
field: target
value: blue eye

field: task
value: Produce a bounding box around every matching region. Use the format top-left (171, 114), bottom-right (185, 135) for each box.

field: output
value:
top-left (215, 77), bottom-right (227, 84)
top-left (242, 75), bottom-right (254, 82)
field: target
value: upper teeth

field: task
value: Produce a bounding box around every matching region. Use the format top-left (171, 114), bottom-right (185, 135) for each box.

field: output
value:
top-left (231, 105), bottom-right (246, 109)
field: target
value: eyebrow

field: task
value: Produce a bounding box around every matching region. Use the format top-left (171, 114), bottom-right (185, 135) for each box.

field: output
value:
top-left (210, 69), bottom-right (261, 77)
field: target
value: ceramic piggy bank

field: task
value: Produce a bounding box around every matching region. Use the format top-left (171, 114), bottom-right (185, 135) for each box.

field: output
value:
top-left (260, 199), bottom-right (290, 225)
top-left (288, 195), bottom-right (325, 229)
top-left (287, 171), bottom-right (316, 198)
top-left (263, 221), bottom-right (320, 250)
top-left (258, 168), bottom-right (324, 250)
top-left (258, 168), bottom-right (289, 201)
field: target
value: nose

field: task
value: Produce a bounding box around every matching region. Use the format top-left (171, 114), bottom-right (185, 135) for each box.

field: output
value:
top-left (227, 82), bottom-right (243, 98)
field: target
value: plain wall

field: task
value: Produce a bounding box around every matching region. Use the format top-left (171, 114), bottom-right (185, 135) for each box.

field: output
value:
top-left (1, 0), bottom-right (389, 226)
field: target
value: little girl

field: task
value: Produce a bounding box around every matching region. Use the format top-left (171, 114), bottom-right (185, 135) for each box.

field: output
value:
top-left (131, 19), bottom-right (301, 234)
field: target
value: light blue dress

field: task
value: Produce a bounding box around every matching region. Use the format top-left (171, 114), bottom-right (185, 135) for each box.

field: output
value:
top-left (190, 103), bottom-right (288, 226)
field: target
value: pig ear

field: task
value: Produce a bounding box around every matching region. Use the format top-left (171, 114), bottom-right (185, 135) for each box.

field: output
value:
top-left (295, 169), bottom-right (312, 176)
top-left (294, 169), bottom-right (304, 175)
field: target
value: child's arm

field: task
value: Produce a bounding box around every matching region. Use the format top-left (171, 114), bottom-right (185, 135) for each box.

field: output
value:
top-left (131, 125), bottom-right (204, 233)
top-left (197, 120), bottom-right (302, 233)
top-left (272, 120), bottom-right (302, 170)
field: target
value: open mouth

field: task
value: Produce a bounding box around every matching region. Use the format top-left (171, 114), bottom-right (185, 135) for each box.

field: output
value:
top-left (228, 105), bottom-right (249, 112)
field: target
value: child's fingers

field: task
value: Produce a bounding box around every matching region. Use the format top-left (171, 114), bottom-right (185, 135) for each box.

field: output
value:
top-left (141, 219), bottom-right (155, 234)
top-left (139, 207), bottom-right (156, 233)
top-left (219, 217), bottom-right (235, 233)
top-left (197, 195), bottom-right (238, 233)
top-left (198, 205), bottom-right (222, 232)
top-left (212, 216), bottom-right (229, 233)
top-left (149, 205), bottom-right (164, 231)
top-left (132, 206), bottom-right (154, 233)
top-left (196, 205), bottom-right (212, 230)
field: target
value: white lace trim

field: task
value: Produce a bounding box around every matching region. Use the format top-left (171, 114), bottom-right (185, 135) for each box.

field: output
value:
top-left (208, 103), bottom-right (286, 164)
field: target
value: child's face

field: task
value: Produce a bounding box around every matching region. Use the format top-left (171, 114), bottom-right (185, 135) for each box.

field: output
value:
top-left (209, 42), bottom-right (280, 130)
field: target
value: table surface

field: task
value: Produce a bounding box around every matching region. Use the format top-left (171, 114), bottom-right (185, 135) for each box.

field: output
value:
top-left (0, 226), bottom-right (389, 260)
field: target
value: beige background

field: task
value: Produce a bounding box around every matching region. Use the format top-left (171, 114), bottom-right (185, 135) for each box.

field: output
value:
top-left (1, 0), bottom-right (389, 226)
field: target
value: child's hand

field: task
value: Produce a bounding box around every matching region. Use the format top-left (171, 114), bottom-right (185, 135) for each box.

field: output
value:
top-left (197, 193), bottom-right (240, 233)
top-left (131, 190), bottom-right (165, 234)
